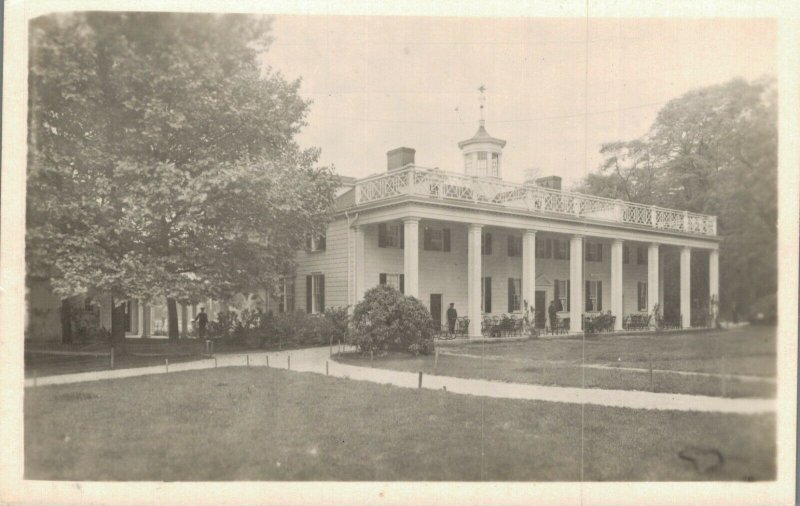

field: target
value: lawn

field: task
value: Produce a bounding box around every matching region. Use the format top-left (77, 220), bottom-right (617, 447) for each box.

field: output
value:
top-left (25, 367), bottom-right (775, 481)
top-left (335, 326), bottom-right (776, 398)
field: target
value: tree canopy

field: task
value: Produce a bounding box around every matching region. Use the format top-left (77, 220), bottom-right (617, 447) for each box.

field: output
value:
top-left (576, 77), bottom-right (777, 316)
top-left (27, 13), bottom-right (338, 311)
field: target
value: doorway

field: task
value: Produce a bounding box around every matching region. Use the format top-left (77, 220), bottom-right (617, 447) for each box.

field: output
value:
top-left (535, 290), bottom-right (546, 328)
top-left (430, 294), bottom-right (442, 329)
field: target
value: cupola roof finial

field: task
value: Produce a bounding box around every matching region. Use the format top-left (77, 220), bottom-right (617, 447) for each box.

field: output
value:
top-left (478, 84), bottom-right (487, 126)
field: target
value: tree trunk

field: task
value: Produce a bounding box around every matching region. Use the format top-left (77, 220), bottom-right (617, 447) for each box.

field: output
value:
top-left (167, 298), bottom-right (179, 340)
top-left (110, 296), bottom-right (127, 353)
top-left (60, 298), bottom-right (73, 344)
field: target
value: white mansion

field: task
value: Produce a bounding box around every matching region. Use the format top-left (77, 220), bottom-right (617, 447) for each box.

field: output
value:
top-left (290, 116), bottom-right (720, 337)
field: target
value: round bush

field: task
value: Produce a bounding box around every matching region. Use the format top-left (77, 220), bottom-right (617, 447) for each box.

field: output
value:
top-left (349, 285), bottom-right (434, 355)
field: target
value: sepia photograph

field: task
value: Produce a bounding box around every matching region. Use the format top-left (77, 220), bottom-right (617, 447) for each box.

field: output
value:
top-left (1, 1), bottom-right (798, 505)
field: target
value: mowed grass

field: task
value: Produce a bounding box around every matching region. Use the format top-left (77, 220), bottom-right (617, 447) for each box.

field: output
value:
top-left (25, 367), bottom-right (774, 481)
top-left (336, 326), bottom-right (776, 398)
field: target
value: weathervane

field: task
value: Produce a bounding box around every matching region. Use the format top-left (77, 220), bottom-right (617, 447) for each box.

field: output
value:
top-left (478, 84), bottom-right (487, 125)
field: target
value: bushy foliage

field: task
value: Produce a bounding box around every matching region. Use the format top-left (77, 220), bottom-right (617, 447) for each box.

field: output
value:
top-left (209, 306), bottom-right (349, 349)
top-left (349, 285), bottom-right (434, 355)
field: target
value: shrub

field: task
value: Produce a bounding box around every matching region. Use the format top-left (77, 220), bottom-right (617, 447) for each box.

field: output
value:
top-left (349, 285), bottom-right (434, 355)
top-left (259, 307), bottom-right (350, 348)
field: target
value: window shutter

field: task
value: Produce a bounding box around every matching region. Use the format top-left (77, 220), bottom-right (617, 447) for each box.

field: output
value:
top-left (443, 228), bottom-right (451, 252)
top-left (546, 238), bottom-right (552, 258)
top-left (598, 244), bottom-right (603, 262)
top-left (400, 224), bottom-right (405, 249)
top-left (378, 223), bottom-right (387, 248)
top-left (424, 227), bottom-right (432, 250)
top-left (566, 281), bottom-right (570, 311)
top-left (597, 281), bottom-right (603, 311)
top-left (484, 233), bottom-right (492, 255)
top-left (508, 236), bottom-right (513, 256)
top-left (566, 241), bottom-right (571, 260)
top-left (319, 275), bottom-right (325, 313)
top-left (305, 235), bottom-right (312, 251)
top-left (554, 279), bottom-right (560, 306)
top-left (318, 234), bottom-right (326, 251)
top-left (400, 274), bottom-right (405, 294)
top-left (586, 280), bottom-right (591, 311)
top-left (379, 273), bottom-right (387, 285)
top-left (585, 244), bottom-right (590, 261)
top-left (484, 277), bottom-right (492, 313)
top-left (508, 278), bottom-right (514, 313)
top-left (306, 275), bottom-right (312, 313)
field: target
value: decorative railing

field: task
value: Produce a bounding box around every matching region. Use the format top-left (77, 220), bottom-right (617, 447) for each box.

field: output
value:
top-left (354, 166), bottom-right (717, 236)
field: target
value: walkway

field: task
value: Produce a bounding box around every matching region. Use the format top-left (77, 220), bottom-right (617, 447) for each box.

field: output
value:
top-left (25, 346), bottom-right (776, 415)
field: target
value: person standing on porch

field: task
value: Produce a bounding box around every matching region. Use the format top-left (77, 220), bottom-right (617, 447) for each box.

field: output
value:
top-left (447, 303), bottom-right (458, 336)
top-left (548, 300), bottom-right (558, 332)
top-left (193, 307), bottom-right (208, 340)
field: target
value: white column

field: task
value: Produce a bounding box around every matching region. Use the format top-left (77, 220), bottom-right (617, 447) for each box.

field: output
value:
top-left (569, 235), bottom-right (583, 332)
top-left (522, 230), bottom-right (537, 316)
top-left (680, 246), bottom-right (692, 328)
top-left (403, 217), bottom-right (420, 298)
top-left (354, 225), bottom-right (366, 302)
top-left (647, 243), bottom-right (660, 316)
top-left (611, 239), bottom-right (624, 331)
top-left (467, 224), bottom-right (483, 338)
top-left (709, 248), bottom-right (720, 324)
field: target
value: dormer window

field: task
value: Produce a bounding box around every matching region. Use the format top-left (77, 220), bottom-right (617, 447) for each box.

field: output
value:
top-left (491, 153), bottom-right (500, 176)
top-left (477, 152), bottom-right (488, 174)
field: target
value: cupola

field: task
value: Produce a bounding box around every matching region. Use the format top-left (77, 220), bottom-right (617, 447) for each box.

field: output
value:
top-left (458, 86), bottom-right (506, 178)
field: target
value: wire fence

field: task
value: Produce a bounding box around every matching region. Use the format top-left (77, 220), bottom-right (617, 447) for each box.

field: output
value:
top-left (25, 339), bottom-right (210, 379)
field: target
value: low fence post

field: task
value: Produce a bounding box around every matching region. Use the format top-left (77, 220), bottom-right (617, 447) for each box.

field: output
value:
top-left (165, 358), bottom-right (169, 373)
top-left (214, 356), bottom-right (218, 368)
top-left (418, 371), bottom-right (423, 389)
top-left (287, 355), bottom-right (291, 370)
top-left (648, 353), bottom-right (654, 392)
top-left (246, 355), bottom-right (250, 367)
top-left (721, 355), bottom-right (727, 397)
top-left (326, 361), bottom-right (329, 376)
top-left (434, 348), bottom-right (439, 372)
top-left (266, 355), bottom-right (269, 368)
top-left (109, 346), bottom-right (115, 370)
top-left (370, 349), bottom-right (374, 368)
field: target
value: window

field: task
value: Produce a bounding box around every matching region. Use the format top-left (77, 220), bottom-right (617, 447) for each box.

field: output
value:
top-left (378, 223), bottom-right (404, 248)
top-left (585, 280), bottom-right (603, 312)
top-left (379, 273), bottom-right (405, 294)
top-left (637, 282), bottom-right (648, 312)
top-left (84, 296), bottom-right (95, 311)
top-left (554, 279), bottom-right (570, 311)
top-left (306, 274), bottom-right (325, 314)
top-left (623, 245), bottom-right (630, 264)
top-left (278, 277), bottom-right (295, 313)
top-left (536, 237), bottom-right (552, 259)
top-left (464, 153), bottom-right (474, 174)
top-left (491, 153), bottom-right (500, 177)
top-left (481, 277), bottom-right (492, 313)
top-left (482, 232), bottom-right (492, 255)
top-left (477, 152), bottom-right (487, 175)
top-left (508, 278), bottom-right (521, 312)
top-left (306, 232), bottom-right (326, 252)
top-left (637, 247), bottom-right (647, 265)
top-left (585, 242), bottom-right (603, 262)
top-left (553, 239), bottom-right (570, 260)
top-left (507, 235), bottom-right (522, 257)
top-left (423, 227), bottom-right (451, 252)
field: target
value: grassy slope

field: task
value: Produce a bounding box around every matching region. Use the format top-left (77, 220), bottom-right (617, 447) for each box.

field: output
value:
top-left (337, 326), bottom-right (776, 398)
top-left (25, 367), bottom-right (774, 481)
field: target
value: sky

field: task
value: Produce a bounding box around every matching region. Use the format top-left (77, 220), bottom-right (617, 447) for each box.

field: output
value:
top-left (263, 16), bottom-right (776, 187)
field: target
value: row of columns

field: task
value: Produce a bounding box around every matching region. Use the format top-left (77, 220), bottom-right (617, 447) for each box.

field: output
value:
top-left (355, 220), bottom-right (720, 336)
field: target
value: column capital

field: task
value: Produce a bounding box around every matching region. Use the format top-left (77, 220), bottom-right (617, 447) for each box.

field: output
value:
top-left (402, 216), bottom-right (421, 224)
top-left (570, 234), bottom-right (584, 240)
top-left (649, 242), bottom-right (660, 248)
top-left (612, 238), bottom-right (624, 245)
top-left (468, 223), bottom-right (483, 232)
top-left (523, 229), bottom-right (537, 237)
top-left (682, 245), bottom-right (692, 252)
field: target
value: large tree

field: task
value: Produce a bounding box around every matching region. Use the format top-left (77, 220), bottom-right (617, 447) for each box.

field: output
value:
top-left (27, 13), bottom-right (338, 342)
top-left (576, 78), bottom-right (777, 318)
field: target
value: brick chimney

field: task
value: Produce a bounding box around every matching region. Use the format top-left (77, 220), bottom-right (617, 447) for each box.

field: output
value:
top-left (535, 175), bottom-right (562, 191)
top-left (387, 147), bottom-right (415, 171)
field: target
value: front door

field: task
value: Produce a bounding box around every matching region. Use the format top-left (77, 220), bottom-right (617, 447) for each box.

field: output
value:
top-left (430, 294), bottom-right (442, 329)
top-left (535, 290), bottom-right (546, 328)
